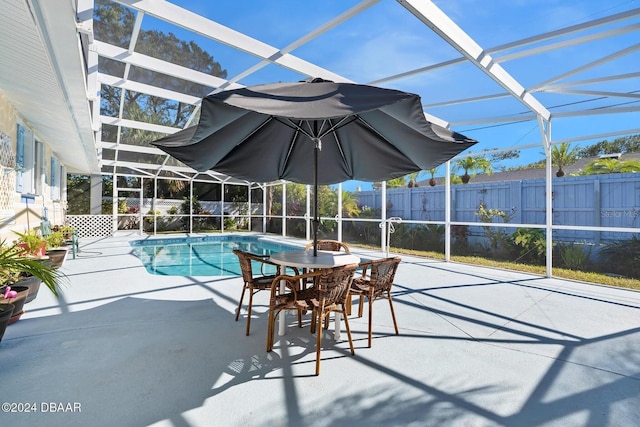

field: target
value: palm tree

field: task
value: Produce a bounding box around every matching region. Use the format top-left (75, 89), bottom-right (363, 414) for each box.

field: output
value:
top-left (453, 155), bottom-right (492, 184)
top-left (551, 143), bottom-right (579, 177)
top-left (407, 171), bottom-right (423, 187)
top-left (341, 191), bottom-right (360, 218)
top-left (372, 177), bottom-right (406, 190)
top-left (584, 158), bottom-right (640, 175)
top-left (428, 168), bottom-right (438, 186)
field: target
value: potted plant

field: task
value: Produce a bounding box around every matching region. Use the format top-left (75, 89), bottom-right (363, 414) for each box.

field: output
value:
top-left (54, 225), bottom-right (75, 240)
top-left (428, 168), bottom-right (438, 186)
top-left (0, 284), bottom-right (29, 324)
top-left (13, 229), bottom-right (47, 258)
top-left (0, 303), bottom-right (15, 343)
top-left (453, 155), bottom-right (493, 184)
top-left (0, 241), bottom-right (61, 311)
top-left (44, 230), bottom-right (68, 269)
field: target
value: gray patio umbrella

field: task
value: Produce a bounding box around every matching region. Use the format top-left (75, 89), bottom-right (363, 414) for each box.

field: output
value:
top-left (152, 78), bottom-right (477, 255)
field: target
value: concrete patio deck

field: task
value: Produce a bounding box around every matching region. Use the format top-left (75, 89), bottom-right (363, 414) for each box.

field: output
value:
top-left (2, 233), bottom-right (639, 427)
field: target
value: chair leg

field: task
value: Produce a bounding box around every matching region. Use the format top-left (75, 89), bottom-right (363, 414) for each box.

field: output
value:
top-left (310, 308), bottom-right (317, 333)
top-left (266, 308), bottom-right (276, 352)
top-left (358, 294), bottom-right (364, 317)
top-left (367, 292), bottom-right (374, 348)
top-left (387, 291), bottom-right (399, 335)
top-left (245, 287), bottom-right (254, 336)
top-left (341, 305), bottom-right (355, 356)
top-left (315, 310), bottom-right (323, 376)
top-left (235, 284), bottom-right (247, 321)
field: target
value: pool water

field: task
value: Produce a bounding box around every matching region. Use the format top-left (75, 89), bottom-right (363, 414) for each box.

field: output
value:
top-left (130, 235), bottom-right (300, 276)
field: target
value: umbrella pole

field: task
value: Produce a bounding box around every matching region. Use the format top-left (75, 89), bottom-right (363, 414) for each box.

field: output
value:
top-left (313, 137), bottom-right (321, 256)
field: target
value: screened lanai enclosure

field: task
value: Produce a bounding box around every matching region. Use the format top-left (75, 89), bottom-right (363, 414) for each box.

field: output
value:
top-left (58, 0), bottom-right (640, 280)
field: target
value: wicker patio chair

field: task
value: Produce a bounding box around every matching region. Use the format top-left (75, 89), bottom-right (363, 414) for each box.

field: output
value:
top-left (233, 249), bottom-right (282, 336)
top-left (267, 263), bottom-right (359, 375)
top-left (303, 240), bottom-right (350, 287)
top-left (349, 257), bottom-right (401, 347)
top-left (305, 239), bottom-right (350, 253)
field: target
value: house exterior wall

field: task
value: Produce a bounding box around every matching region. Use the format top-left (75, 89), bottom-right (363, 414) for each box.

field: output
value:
top-left (0, 91), bottom-right (67, 242)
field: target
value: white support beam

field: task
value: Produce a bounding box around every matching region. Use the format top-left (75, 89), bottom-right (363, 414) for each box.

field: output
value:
top-left (371, 7), bottom-right (640, 86)
top-left (531, 43), bottom-right (640, 91)
top-left (543, 89), bottom-right (640, 99)
top-left (450, 104), bottom-right (640, 128)
top-left (95, 41), bottom-right (241, 91)
top-left (114, 0), bottom-right (348, 83)
top-left (98, 73), bottom-right (200, 105)
top-left (100, 115), bottom-right (179, 135)
top-left (221, 1), bottom-right (379, 88)
top-left (536, 72), bottom-right (640, 92)
top-left (398, 0), bottom-right (551, 121)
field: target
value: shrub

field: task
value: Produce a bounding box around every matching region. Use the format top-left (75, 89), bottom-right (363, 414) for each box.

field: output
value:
top-left (475, 204), bottom-right (516, 260)
top-left (598, 235), bottom-right (640, 279)
top-left (512, 228), bottom-right (546, 265)
top-left (558, 243), bottom-right (592, 270)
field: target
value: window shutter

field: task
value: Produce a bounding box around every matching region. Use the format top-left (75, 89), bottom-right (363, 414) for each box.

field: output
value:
top-left (16, 124), bottom-right (24, 193)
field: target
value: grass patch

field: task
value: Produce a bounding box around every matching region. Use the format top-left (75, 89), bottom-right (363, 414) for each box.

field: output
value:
top-left (388, 247), bottom-right (640, 291)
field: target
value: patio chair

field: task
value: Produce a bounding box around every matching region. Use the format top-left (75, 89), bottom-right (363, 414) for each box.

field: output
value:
top-left (303, 240), bottom-right (350, 287)
top-left (305, 239), bottom-right (350, 253)
top-left (349, 257), bottom-right (401, 347)
top-left (266, 263), bottom-right (359, 376)
top-left (233, 249), bottom-right (282, 336)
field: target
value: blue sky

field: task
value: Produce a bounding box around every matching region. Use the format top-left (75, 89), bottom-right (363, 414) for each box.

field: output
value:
top-left (153, 1), bottom-right (640, 191)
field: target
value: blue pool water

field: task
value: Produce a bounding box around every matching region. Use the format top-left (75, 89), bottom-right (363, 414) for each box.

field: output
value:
top-left (130, 235), bottom-right (300, 276)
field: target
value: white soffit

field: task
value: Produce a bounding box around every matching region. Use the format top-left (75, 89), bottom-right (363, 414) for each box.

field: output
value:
top-left (0, 0), bottom-right (98, 173)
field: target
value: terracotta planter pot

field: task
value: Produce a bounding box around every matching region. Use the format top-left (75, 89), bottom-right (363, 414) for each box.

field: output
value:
top-left (0, 285), bottom-right (29, 324)
top-left (17, 242), bottom-right (47, 257)
top-left (0, 303), bottom-right (15, 342)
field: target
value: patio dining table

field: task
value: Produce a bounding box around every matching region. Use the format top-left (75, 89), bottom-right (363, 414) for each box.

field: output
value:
top-left (269, 250), bottom-right (360, 339)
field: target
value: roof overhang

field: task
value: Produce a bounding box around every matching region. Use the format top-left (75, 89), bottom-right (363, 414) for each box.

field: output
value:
top-left (0, 0), bottom-right (99, 174)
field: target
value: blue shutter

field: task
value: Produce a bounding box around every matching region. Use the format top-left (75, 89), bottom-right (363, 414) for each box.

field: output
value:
top-left (16, 124), bottom-right (24, 193)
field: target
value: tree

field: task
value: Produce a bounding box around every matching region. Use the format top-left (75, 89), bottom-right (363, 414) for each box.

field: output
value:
top-left (386, 177), bottom-right (407, 188)
top-left (428, 168), bottom-right (438, 186)
top-left (94, 0), bottom-right (227, 143)
top-left (66, 174), bottom-right (91, 214)
top-left (407, 171), bottom-right (423, 187)
top-left (551, 143), bottom-right (579, 177)
top-left (583, 158), bottom-right (640, 175)
top-left (577, 135), bottom-right (640, 157)
top-left (489, 149), bottom-right (520, 163)
top-left (372, 177), bottom-right (406, 190)
top-left (453, 155), bottom-right (492, 183)
top-left (340, 191), bottom-right (360, 218)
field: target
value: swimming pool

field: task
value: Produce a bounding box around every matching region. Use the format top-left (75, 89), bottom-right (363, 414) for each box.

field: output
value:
top-left (130, 235), bottom-right (301, 276)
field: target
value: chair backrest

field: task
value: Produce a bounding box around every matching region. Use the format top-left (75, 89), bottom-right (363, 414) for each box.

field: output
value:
top-left (233, 249), bottom-right (256, 282)
top-left (316, 263), bottom-right (358, 305)
top-left (367, 257), bottom-right (401, 292)
top-left (305, 239), bottom-right (350, 253)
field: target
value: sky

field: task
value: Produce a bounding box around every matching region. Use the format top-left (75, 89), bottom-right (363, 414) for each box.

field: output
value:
top-left (148, 1), bottom-right (640, 191)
